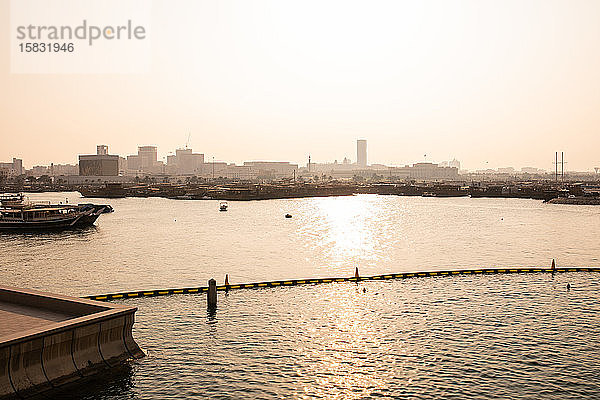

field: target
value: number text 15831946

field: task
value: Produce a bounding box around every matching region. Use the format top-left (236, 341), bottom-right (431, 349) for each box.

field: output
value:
top-left (19, 43), bottom-right (74, 52)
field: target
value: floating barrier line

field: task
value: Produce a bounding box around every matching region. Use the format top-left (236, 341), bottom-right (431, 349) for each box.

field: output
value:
top-left (84, 266), bottom-right (599, 301)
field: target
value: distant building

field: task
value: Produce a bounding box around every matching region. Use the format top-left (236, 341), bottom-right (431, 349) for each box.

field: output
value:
top-left (370, 163), bottom-right (389, 170)
top-left (221, 165), bottom-right (259, 180)
top-left (166, 148), bottom-right (205, 175)
top-left (30, 166), bottom-right (49, 177)
top-left (449, 159), bottom-right (461, 169)
top-left (126, 154), bottom-right (140, 171)
top-left (357, 139), bottom-right (367, 167)
top-left (96, 145), bottom-right (109, 156)
top-left (50, 163), bottom-right (78, 176)
top-left (497, 167), bottom-right (515, 174)
top-left (440, 159), bottom-right (461, 169)
top-left (126, 146), bottom-right (164, 174)
top-left (138, 146), bottom-right (157, 170)
top-left (309, 161), bottom-right (357, 174)
top-left (243, 161), bottom-right (298, 179)
top-left (389, 162), bottom-right (459, 180)
top-left (521, 167), bottom-right (545, 174)
top-left (118, 157), bottom-right (127, 175)
top-left (79, 146), bottom-right (119, 176)
top-left (26, 163), bottom-right (79, 177)
top-left (0, 158), bottom-right (24, 177)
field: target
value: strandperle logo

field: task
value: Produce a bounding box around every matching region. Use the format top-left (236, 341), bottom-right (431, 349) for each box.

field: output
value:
top-left (11, 0), bottom-right (151, 73)
top-left (15, 20), bottom-right (146, 46)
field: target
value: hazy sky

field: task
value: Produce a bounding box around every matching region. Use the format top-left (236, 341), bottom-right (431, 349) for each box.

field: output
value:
top-left (1, 0), bottom-right (599, 171)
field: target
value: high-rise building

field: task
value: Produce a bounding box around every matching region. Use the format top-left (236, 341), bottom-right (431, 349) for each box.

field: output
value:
top-left (126, 146), bottom-right (165, 174)
top-left (138, 146), bottom-right (158, 169)
top-left (357, 139), bottom-right (367, 167)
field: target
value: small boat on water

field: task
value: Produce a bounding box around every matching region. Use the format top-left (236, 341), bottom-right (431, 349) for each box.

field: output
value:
top-left (219, 201), bottom-right (228, 212)
top-left (0, 193), bottom-right (111, 231)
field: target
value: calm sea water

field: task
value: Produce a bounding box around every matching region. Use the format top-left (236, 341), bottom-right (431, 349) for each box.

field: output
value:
top-left (2, 192), bottom-right (600, 295)
top-left (62, 274), bottom-right (600, 400)
top-left (2, 192), bottom-right (600, 398)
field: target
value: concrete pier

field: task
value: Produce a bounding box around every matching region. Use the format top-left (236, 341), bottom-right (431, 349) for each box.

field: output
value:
top-left (0, 285), bottom-right (144, 399)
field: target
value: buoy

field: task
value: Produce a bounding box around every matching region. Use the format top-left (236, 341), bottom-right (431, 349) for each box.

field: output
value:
top-left (354, 267), bottom-right (359, 279)
top-left (225, 274), bottom-right (229, 286)
top-left (551, 259), bottom-right (556, 271)
top-left (567, 283), bottom-right (571, 291)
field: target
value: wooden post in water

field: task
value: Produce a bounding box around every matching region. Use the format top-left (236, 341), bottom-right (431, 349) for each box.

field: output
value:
top-left (208, 279), bottom-right (217, 308)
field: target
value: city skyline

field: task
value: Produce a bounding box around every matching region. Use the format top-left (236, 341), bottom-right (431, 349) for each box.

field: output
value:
top-left (1, 140), bottom-right (591, 174)
top-left (2, 1), bottom-right (600, 171)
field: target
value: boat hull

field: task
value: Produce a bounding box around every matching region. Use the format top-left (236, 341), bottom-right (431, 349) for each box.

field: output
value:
top-left (0, 206), bottom-right (105, 231)
top-left (0, 214), bottom-right (100, 231)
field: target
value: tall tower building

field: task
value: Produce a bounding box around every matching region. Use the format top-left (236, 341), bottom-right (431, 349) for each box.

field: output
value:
top-left (357, 139), bottom-right (367, 167)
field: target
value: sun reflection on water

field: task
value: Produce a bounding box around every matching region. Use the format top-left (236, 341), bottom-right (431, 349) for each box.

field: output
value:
top-left (294, 284), bottom-right (391, 399)
top-left (297, 195), bottom-right (398, 273)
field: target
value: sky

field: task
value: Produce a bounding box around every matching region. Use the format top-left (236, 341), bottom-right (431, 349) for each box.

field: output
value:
top-left (1, 0), bottom-right (599, 171)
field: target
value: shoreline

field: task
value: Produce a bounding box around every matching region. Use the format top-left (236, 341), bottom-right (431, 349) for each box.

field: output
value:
top-left (2, 182), bottom-right (599, 203)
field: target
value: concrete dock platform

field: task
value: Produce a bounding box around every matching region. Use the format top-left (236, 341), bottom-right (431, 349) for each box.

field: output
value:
top-left (0, 285), bottom-right (144, 399)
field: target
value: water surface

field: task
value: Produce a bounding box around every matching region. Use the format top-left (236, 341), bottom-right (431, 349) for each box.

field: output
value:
top-left (1, 193), bottom-right (599, 296)
top-left (2, 193), bottom-right (599, 399)
top-left (61, 273), bottom-right (600, 399)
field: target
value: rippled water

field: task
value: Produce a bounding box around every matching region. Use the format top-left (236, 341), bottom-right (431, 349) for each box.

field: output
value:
top-left (2, 192), bottom-right (600, 296)
top-left (61, 273), bottom-right (600, 399)
top-left (2, 193), bottom-right (600, 399)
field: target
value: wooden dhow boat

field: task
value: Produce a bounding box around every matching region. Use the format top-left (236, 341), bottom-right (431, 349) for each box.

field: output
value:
top-left (0, 193), bottom-right (110, 231)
